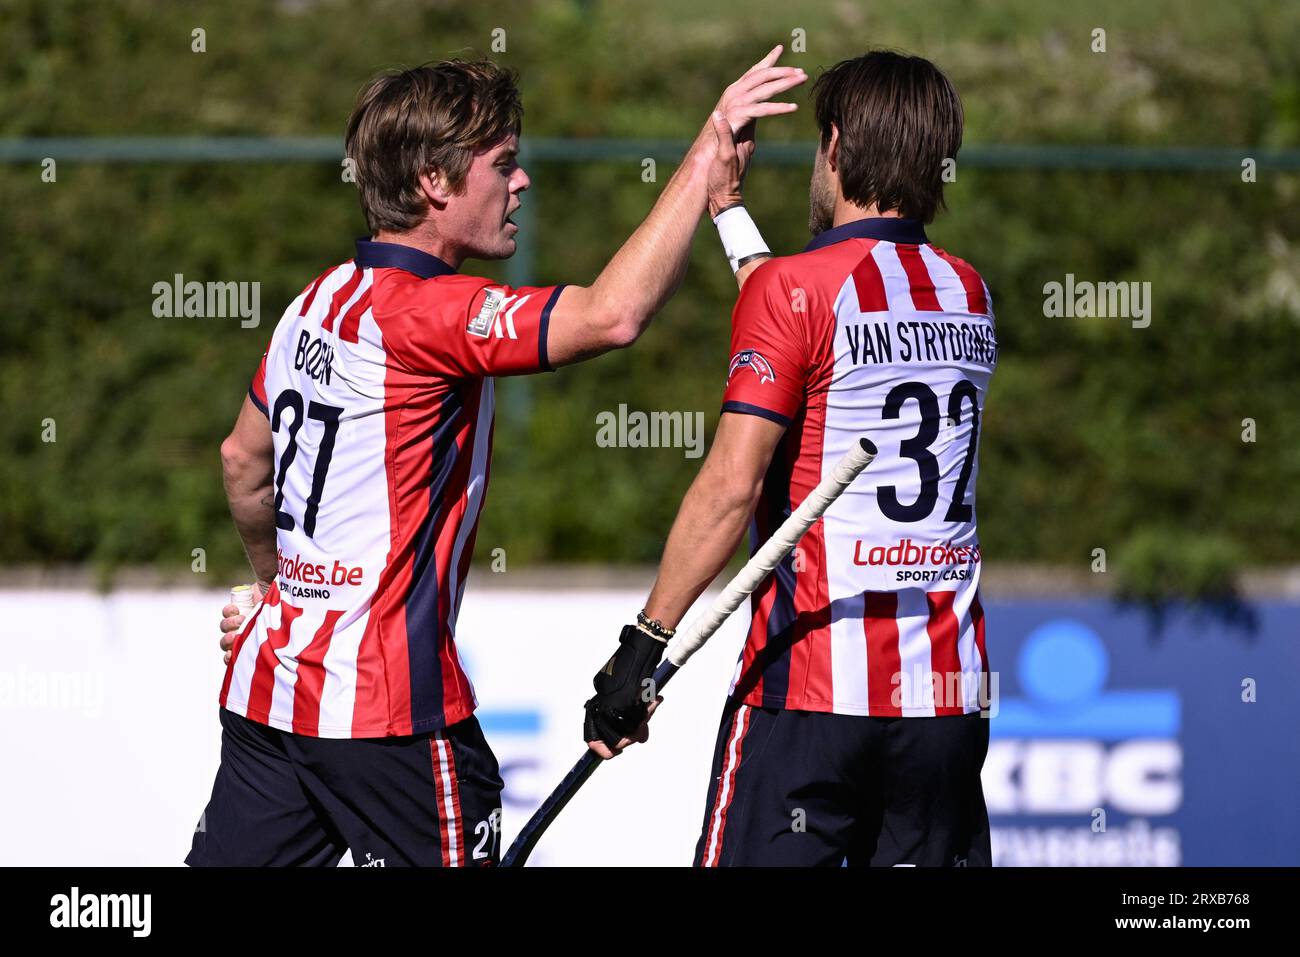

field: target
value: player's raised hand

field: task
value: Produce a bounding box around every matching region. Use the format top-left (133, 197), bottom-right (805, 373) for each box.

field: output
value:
top-left (714, 45), bottom-right (806, 136)
top-left (705, 45), bottom-right (806, 215)
top-left (707, 110), bottom-right (751, 217)
top-left (219, 581), bottom-right (264, 665)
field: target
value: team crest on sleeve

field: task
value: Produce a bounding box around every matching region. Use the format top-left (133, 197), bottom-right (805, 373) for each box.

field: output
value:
top-left (727, 349), bottom-right (776, 385)
top-left (467, 289), bottom-right (504, 338)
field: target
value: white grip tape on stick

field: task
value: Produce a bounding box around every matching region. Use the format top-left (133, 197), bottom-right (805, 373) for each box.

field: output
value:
top-left (665, 439), bottom-right (876, 668)
top-left (229, 585), bottom-right (258, 615)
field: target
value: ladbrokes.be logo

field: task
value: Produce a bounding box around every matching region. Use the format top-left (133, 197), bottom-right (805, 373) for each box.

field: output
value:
top-left (275, 547), bottom-right (366, 601)
top-left (854, 538), bottom-right (981, 584)
top-left (854, 539), bottom-right (983, 566)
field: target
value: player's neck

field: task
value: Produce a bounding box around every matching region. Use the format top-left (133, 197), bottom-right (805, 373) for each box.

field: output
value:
top-left (371, 227), bottom-right (463, 270)
top-left (831, 201), bottom-right (905, 229)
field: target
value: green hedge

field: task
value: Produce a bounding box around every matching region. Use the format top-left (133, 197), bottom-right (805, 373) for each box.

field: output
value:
top-left (2, 0), bottom-right (1297, 598)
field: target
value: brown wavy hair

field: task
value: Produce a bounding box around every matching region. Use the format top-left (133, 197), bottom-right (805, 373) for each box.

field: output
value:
top-left (345, 59), bottom-right (523, 233)
top-left (812, 51), bottom-right (963, 223)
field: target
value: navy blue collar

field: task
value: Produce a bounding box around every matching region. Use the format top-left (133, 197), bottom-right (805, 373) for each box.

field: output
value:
top-left (804, 217), bottom-right (929, 252)
top-left (355, 238), bottom-right (457, 278)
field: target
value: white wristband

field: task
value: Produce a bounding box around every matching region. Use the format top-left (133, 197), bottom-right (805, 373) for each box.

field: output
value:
top-left (712, 205), bottom-right (770, 274)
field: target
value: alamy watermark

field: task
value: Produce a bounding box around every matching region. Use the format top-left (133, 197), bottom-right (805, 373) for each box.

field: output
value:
top-left (50, 887), bottom-right (150, 937)
top-left (1043, 274), bottom-right (1151, 328)
top-left (152, 274), bottom-right (260, 328)
top-left (596, 404), bottom-right (705, 459)
top-left (893, 665), bottom-right (1000, 716)
top-left (0, 667), bottom-right (106, 718)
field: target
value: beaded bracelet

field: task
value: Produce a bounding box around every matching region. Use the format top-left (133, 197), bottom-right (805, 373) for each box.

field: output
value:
top-left (636, 609), bottom-right (675, 641)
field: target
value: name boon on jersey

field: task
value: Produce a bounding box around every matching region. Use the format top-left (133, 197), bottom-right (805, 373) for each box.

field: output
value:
top-left (294, 330), bottom-right (334, 385)
top-left (843, 319), bottom-right (997, 368)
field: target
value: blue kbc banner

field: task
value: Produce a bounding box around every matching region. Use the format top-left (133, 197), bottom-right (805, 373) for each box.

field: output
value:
top-left (982, 599), bottom-right (1299, 866)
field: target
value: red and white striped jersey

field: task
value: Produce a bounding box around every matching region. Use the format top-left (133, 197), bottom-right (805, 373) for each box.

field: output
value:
top-left (721, 218), bottom-right (996, 717)
top-left (221, 239), bottom-right (565, 738)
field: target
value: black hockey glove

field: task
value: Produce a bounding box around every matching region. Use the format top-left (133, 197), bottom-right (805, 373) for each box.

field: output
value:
top-left (583, 624), bottom-right (665, 749)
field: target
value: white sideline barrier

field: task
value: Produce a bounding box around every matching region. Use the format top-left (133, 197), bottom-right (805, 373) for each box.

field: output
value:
top-left (0, 586), bottom-right (746, 866)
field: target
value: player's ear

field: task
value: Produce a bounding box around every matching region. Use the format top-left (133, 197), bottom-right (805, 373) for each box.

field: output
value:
top-left (826, 124), bottom-right (841, 173)
top-left (418, 169), bottom-right (453, 209)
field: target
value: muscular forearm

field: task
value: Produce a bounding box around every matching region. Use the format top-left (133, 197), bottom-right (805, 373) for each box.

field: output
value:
top-left (602, 46), bottom-right (800, 337)
top-left (643, 468), bottom-right (757, 630)
top-left (585, 125), bottom-right (715, 339)
top-left (222, 459), bottom-right (278, 587)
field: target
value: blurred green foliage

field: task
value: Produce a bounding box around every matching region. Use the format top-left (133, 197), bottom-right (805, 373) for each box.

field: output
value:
top-left (1113, 527), bottom-right (1245, 605)
top-left (1, 0), bottom-right (1297, 598)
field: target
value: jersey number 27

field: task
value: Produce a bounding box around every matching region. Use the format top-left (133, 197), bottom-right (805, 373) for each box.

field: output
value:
top-left (271, 388), bottom-right (342, 538)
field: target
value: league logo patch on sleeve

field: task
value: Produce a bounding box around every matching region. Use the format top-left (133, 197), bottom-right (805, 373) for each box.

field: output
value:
top-left (467, 289), bottom-right (504, 338)
top-left (727, 349), bottom-right (776, 385)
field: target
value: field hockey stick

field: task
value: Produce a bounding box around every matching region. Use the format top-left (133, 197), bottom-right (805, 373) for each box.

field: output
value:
top-left (501, 436), bottom-right (878, 866)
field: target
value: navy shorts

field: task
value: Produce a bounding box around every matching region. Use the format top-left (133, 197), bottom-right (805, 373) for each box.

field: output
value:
top-left (186, 708), bottom-right (504, 867)
top-left (694, 702), bottom-right (991, 866)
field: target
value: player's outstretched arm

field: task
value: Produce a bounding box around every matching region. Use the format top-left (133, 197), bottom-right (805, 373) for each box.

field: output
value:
top-left (545, 46), bottom-right (804, 367)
